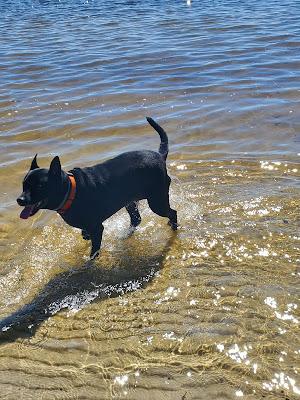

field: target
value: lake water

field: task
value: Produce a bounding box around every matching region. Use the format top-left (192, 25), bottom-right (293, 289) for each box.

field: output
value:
top-left (0, 0), bottom-right (299, 399)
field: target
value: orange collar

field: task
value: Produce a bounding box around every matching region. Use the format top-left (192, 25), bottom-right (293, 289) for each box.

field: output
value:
top-left (57, 173), bottom-right (76, 215)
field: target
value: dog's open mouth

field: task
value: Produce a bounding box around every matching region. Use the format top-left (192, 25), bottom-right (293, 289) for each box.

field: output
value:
top-left (20, 201), bottom-right (43, 219)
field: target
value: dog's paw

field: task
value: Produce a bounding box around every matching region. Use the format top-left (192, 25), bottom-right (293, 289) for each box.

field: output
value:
top-left (90, 250), bottom-right (100, 260)
top-left (82, 230), bottom-right (91, 240)
top-left (168, 220), bottom-right (178, 231)
top-left (128, 225), bottom-right (137, 237)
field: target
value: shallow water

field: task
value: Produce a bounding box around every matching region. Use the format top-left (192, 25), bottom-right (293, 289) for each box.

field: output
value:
top-left (0, 0), bottom-right (299, 399)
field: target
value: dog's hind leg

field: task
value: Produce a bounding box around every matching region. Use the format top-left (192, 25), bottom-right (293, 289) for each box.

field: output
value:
top-left (147, 176), bottom-right (177, 230)
top-left (126, 201), bottom-right (141, 228)
top-left (148, 196), bottom-right (177, 230)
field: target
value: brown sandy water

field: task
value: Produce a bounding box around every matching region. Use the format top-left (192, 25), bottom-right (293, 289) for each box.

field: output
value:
top-left (0, 0), bottom-right (299, 399)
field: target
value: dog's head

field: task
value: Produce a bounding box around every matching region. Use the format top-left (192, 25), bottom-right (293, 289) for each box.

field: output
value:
top-left (17, 155), bottom-right (64, 219)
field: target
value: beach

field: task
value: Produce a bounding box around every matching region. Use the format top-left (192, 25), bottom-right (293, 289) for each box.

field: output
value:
top-left (0, 0), bottom-right (299, 398)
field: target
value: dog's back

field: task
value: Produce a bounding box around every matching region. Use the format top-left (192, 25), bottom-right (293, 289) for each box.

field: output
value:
top-left (69, 149), bottom-right (167, 222)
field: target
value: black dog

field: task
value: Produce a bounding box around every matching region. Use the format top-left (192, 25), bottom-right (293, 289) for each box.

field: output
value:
top-left (17, 117), bottom-right (178, 258)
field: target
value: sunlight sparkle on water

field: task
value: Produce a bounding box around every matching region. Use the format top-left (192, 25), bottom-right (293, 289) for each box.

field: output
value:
top-left (262, 373), bottom-right (300, 395)
top-left (114, 375), bottom-right (128, 386)
top-left (235, 390), bottom-right (244, 397)
top-left (155, 286), bottom-right (181, 304)
top-left (264, 297), bottom-right (277, 309)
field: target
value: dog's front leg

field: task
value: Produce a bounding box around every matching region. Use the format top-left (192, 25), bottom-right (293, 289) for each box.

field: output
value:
top-left (89, 223), bottom-right (104, 259)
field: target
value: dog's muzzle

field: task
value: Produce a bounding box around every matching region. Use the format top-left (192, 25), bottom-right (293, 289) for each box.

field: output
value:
top-left (17, 199), bottom-right (46, 219)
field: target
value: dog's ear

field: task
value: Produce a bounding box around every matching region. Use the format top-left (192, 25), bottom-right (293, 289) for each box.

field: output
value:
top-left (49, 156), bottom-right (61, 176)
top-left (30, 154), bottom-right (39, 170)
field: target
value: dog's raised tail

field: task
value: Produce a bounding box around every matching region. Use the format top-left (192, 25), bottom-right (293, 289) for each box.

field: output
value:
top-left (146, 117), bottom-right (169, 160)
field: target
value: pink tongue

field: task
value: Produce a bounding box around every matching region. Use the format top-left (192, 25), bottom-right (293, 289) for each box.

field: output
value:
top-left (20, 205), bottom-right (34, 219)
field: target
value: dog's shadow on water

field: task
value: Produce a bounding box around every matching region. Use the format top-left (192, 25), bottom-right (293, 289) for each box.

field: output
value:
top-left (0, 233), bottom-right (176, 343)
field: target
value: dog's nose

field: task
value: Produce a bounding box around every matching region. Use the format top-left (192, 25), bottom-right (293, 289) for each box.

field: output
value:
top-left (17, 196), bottom-right (26, 206)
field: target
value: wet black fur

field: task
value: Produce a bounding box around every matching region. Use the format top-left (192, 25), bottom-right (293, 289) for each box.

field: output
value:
top-left (17, 118), bottom-right (177, 258)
